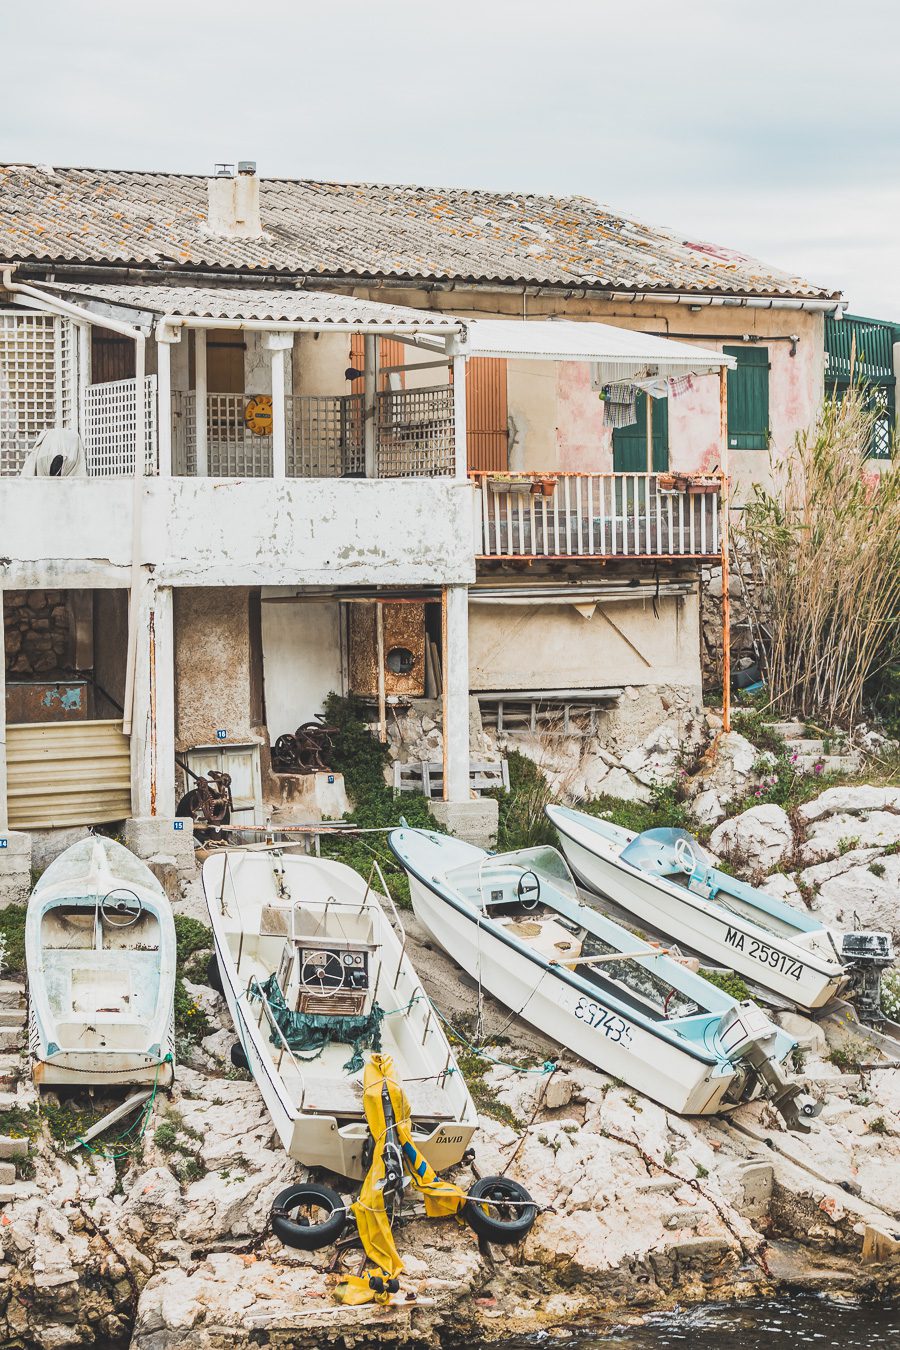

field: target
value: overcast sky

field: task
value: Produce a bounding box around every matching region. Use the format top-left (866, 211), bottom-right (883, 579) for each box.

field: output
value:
top-left (3, 0), bottom-right (898, 316)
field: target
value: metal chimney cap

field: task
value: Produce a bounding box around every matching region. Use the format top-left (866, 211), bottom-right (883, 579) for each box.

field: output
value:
top-left (214, 162), bottom-right (234, 177)
top-left (237, 160), bottom-right (257, 175)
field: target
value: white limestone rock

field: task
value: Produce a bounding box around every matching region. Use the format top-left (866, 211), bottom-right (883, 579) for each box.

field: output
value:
top-left (800, 810), bottom-right (900, 865)
top-left (802, 853), bottom-right (900, 943)
top-left (690, 732), bottom-right (760, 807)
top-left (798, 785), bottom-right (900, 824)
top-left (693, 789), bottom-right (726, 827)
top-left (775, 1011), bottom-right (827, 1056)
top-left (709, 803), bottom-right (794, 875)
top-left (762, 872), bottom-right (802, 902)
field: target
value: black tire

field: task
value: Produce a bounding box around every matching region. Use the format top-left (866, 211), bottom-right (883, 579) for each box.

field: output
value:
top-left (206, 954), bottom-right (224, 994)
top-left (230, 1041), bottom-right (249, 1070)
top-left (462, 1176), bottom-right (537, 1245)
top-left (271, 1183), bottom-right (348, 1250)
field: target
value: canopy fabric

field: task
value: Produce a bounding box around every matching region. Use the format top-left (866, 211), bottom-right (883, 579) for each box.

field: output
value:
top-left (461, 318), bottom-right (735, 378)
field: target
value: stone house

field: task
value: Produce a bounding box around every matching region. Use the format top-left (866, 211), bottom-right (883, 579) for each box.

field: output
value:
top-left (0, 162), bottom-right (842, 892)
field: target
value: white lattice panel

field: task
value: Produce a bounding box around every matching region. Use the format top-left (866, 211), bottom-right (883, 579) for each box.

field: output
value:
top-left (0, 312), bottom-right (76, 475)
top-left (84, 376), bottom-right (158, 476)
top-left (376, 385), bottom-right (454, 477)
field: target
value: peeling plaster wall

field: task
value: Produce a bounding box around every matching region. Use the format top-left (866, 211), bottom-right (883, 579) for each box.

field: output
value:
top-left (0, 479), bottom-right (476, 591)
top-left (468, 593), bottom-right (701, 695)
top-left (174, 587), bottom-right (259, 751)
top-left (260, 594), bottom-right (342, 739)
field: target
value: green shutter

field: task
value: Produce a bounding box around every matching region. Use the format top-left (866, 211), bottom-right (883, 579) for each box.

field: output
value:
top-left (612, 393), bottom-right (669, 471)
top-left (725, 345), bottom-right (770, 450)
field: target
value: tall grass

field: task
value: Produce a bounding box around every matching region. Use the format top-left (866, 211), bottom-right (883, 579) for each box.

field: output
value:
top-left (736, 393), bottom-right (900, 727)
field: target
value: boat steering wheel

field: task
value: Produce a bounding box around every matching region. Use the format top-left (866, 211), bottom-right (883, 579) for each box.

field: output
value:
top-left (516, 869), bottom-right (541, 911)
top-left (673, 836), bottom-right (701, 877)
top-left (299, 951), bottom-right (346, 996)
top-left (100, 887), bottom-right (144, 928)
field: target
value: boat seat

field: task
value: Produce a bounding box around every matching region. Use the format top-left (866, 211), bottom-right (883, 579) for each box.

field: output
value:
top-left (499, 915), bottom-right (583, 965)
top-left (299, 1074), bottom-right (458, 1122)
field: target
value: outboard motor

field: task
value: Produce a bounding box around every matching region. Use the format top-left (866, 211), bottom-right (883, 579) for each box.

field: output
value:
top-left (840, 931), bottom-right (894, 1024)
top-left (718, 1000), bottom-right (820, 1133)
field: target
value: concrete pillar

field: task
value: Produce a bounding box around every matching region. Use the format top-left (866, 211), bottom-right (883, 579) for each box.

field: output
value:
top-left (194, 329), bottom-right (208, 476)
top-left (0, 590), bottom-right (33, 904)
top-left (130, 580), bottom-right (175, 818)
top-left (443, 584), bottom-right (471, 804)
top-left (156, 325), bottom-right (181, 477)
top-left (265, 333), bottom-right (293, 480)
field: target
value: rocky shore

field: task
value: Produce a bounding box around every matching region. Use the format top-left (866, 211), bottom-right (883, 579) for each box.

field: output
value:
top-left (3, 774), bottom-right (900, 1349)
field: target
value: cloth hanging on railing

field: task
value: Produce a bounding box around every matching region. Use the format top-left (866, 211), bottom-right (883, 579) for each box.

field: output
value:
top-left (601, 383), bottom-right (638, 428)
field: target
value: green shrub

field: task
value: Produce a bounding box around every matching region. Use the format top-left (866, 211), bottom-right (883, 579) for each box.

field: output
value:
top-left (0, 905), bottom-right (27, 976)
top-left (579, 782), bottom-right (695, 836)
top-left (489, 751), bottom-right (556, 852)
top-left (318, 693), bottom-right (435, 909)
top-left (700, 968), bottom-right (751, 1002)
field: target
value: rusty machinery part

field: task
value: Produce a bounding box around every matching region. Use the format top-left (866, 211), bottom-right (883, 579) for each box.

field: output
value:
top-left (271, 722), bottom-right (337, 775)
top-left (176, 770), bottom-right (233, 834)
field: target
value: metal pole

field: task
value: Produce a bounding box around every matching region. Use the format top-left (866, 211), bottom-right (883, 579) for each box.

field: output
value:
top-left (646, 393), bottom-right (653, 474)
top-left (364, 335), bottom-right (377, 478)
top-left (719, 365), bottom-right (731, 732)
top-left (156, 334), bottom-right (172, 476)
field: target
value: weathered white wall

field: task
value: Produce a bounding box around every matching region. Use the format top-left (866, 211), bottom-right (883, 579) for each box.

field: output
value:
top-left (260, 594), bottom-right (342, 737)
top-left (468, 593), bottom-right (701, 694)
top-left (174, 587), bottom-right (259, 751)
top-left (0, 478), bottom-right (477, 590)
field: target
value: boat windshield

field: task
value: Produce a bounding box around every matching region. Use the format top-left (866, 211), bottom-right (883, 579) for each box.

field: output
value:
top-left (443, 846), bottom-right (579, 912)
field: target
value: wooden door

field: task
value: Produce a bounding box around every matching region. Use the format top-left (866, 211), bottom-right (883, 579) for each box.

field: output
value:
top-left (465, 357), bottom-right (508, 471)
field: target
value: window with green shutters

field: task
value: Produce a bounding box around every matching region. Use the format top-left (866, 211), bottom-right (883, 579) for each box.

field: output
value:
top-left (725, 345), bottom-right (770, 450)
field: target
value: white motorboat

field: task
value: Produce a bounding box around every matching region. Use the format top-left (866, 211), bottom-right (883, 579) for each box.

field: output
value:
top-left (202, 848), bottom-right (478, 1181)
top-left (547, 806), bottom-right (849, 1010)
top-left (26, 836), bottom-right (176, 1087)
top-left (389, 828), bottom-right (814, 1129)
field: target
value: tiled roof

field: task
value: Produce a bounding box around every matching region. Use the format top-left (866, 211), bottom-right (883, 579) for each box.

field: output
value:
top-left (0, 163), bottom-right (838, 300)
top-left (43, 282), bottom-right (460, 328)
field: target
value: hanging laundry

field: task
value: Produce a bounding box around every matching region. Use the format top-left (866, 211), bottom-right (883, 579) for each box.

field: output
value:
top-left (668, 374), bottom-right (695, 398)
top-left (602, 383), bottom-right (638, 428)
top-left (634, 376), bottom-right (670, 399)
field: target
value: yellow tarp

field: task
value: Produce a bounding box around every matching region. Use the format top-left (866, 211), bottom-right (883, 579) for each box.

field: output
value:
top-left (334, 1053), bottom-right (467, 1305)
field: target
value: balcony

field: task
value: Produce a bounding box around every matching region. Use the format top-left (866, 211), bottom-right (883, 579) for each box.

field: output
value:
top-left (472, 471), bottom-right (722, 560)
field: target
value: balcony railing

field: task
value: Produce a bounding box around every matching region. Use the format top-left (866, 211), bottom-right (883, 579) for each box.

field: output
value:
top-left (170, 386), bottom-right (454, 479)
top-left (473, 471), bottom-right (722, 559)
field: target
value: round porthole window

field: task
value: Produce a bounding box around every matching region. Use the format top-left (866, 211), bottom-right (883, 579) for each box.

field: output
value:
top-left (386, 646), bottom-right (415, 675)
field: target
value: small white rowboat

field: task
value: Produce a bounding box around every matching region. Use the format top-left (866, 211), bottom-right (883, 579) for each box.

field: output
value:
top-left (547, 806), bottom-right (848, 1010)
top-left (26, 836), bottom-right (176, 1087)
top-left (202, 848), bottom-right (477, 1181)
top-left (389, 828), bottom-right (814, 1129)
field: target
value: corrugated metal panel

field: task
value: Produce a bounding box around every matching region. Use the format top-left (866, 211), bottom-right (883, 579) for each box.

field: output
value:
top-left (0, 165), bottom-right (837, 300)
top-left (43, 283), bottom-right (461, 330)
top-left (6, 719), bottom-right (131, 830)
top-left (465, 357), bottom-right (508, 471)
top-left (464, 319), bottom-right (732, 372)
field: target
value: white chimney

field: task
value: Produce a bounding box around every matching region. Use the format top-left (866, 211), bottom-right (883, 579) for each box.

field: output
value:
top-left (207, 161), bottom-right (261, 239)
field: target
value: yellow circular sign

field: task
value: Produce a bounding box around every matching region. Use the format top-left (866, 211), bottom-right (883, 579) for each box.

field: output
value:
top-left (244, 394), bottom-right (273, 436)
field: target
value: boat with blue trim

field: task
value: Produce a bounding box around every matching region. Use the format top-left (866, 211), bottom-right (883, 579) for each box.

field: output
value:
top-left (546, 805), bottom-right (848, 1010)
top-left (388, 827), bottom-right (815, 1129)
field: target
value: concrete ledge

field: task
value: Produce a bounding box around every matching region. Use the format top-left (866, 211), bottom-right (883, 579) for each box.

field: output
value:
top-left (0, 831), bottom-right (32, 908)
top-left (124, 817), bottom-right (195, 873)
top-left (430, 799), bottom-right (498, 850)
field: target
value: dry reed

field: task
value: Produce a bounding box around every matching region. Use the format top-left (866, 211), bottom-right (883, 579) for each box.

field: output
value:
top-left (735, 392), bottom-right (900, 727)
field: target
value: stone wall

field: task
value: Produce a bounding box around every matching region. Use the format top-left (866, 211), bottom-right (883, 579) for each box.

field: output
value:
top-left (3, 590), bottom-right (72, 677)
top-left (700, 555), bottom-right (760, 693)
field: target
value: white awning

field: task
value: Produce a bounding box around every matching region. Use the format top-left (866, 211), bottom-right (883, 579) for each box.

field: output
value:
top-left (461, 318), bottom-right (734, 379)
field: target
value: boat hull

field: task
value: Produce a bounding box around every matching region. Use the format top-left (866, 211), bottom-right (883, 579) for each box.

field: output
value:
top-left (407, 873), bottom-right (740, 1117)
top-left (554, 822), bottom-right (844, 1011)
top-left (205, 856), bottom-right (477, 1182)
